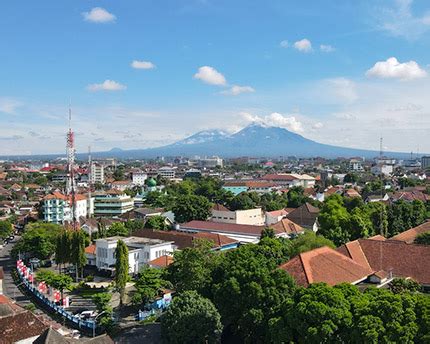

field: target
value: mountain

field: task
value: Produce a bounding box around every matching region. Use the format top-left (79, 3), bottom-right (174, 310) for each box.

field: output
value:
top-left (92, 124), bottom-right (411, 159)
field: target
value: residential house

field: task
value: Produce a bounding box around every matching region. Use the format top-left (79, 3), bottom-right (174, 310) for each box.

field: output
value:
top-left (390, 221), bottom-right (430, 244)
top-left (286, 202), bottom-right (320, 231)
top-left (270, 218), bottom-right (304, 238)
top-left (42, 192), bottom-right (87, 224)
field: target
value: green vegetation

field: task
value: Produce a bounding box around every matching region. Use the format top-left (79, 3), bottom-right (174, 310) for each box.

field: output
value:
top-left (115, 239), bottom-right (129, 306)
top-left (36, 269), bottom-right (73, 298)
top-left (144, 215), bottom-right (169, 231)
top-left (414, 231), bottom-right (430, 245)
top-left (161, 290), bottom-right (223, 344)
top-left (132, 267), bottom-right (171, 306)
top-left (171, 194), bottom-right (212, 223)
top-left (0, 220), bottom-right (13, 240)
top-left (288, 231), bottom-right (335, 257)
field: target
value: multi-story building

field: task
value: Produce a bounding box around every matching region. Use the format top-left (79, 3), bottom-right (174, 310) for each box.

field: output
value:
top-left (93, 190), bottom-right (133, 217)
top-left (421, 156), bottom-right (430, 169)
top-left (371, 164), bottom-right (393, 176)
top-left (189, 156), bottom-right (223, 168)
top-left (94, 236), bottom-right (175, 274)
top-left (42, 192), bottom-right (87, 224)
top-left (349, 158), bottom-right (364, 171)
top-left (132, 171), bottom-right (147, 186)
top-left (211, 204), bottom-right (265, 226)
top-left (90, 163), bottom-right (105, 184)
top-left (158, 166), bottom-right (176, 179)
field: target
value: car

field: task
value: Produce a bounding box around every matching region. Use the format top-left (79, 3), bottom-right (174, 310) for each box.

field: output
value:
top-left (79, 310), bottom-right (97, 319)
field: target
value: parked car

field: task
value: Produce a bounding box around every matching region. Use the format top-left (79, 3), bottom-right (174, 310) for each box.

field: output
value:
top-left (79, 310), bottom-right (97, 320)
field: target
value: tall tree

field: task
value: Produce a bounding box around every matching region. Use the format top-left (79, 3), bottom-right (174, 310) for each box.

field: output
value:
top-left (132, 267), bottom-right (171, 306)
top-left (115, 239), bottom-right (129, 306)
top-left (171, 194), bottom-right (212, 223)
top-left (161, 290), bottom-right (223, 344)
top-left (70, 230), bottom-right (86, 281)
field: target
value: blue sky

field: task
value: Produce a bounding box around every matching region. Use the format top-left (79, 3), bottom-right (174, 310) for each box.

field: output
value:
top-left (1, 0), bottom-right (430, 155)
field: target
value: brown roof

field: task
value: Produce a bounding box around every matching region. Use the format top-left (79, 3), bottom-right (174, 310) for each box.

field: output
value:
top-left (344, 188), bottom-right (361, 198)
top-left (286, 203), bottom-right (319, 228)
top-left (271, 218), bottom-right (304, 236)
top-left (212, 204), bottom-right (230, 212)
top-left (338, 239), bottom-right (430, 285)
top-left (261, 174), bottom-right (298, 181)
top-left (181, 220), bottom-right (265, 237)
top-left (389, 190), bottom-right (430, 202)
top-left (85, 244), bottom-right (96, 255)
top-left (279, 246), bottom-right (373, 287)
top-left (149, 255), bottom-right (174, 268)
top-left (0, 310), bottom-right (48, 343)
top-left (266, 209), bottom-right (289, 217)
top-left (390, 221), bottom-right (430, 244)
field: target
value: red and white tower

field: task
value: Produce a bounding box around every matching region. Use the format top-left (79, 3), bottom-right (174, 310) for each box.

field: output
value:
top-left (66, 106), bottom-right (77, 229)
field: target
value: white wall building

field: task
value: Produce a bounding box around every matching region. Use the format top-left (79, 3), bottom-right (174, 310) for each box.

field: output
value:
top-left (132, 171), bottom-right (147, 186)
top-left (211, 205), bottom-right (265, 226)
top-left (95, 236), bottom-right (175, 274)
top-left (158, 166), bottom-right (176, 179)
top-left (42, 192), bottom-right (88, 224)
top-left (371, 164), bottom-right (393, 176)
top-left (90, 163), bottom-right (105, 184)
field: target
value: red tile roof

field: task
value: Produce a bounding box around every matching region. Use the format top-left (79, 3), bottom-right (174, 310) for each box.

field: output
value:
top-left (149, 255), bottom-right (174, 268)
top-left (212, 204), bottom-right (230, 212)
top-left (279, 246), bottom-right (373, 287)
top-left (85, 244), bottom-right (96, 255)
top-left (271, 218), bottom-right (304, 236)
top-left (261, 174), bottom-right (298, 181)
top-left (390, 221), bottom-right (430, 244)
top-left (181, 220), bottom-right (265, 237)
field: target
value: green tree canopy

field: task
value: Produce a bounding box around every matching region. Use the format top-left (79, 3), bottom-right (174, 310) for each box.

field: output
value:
top-left (171, 194), bottom-right (212, 223)
top-left (132, 267), bottom-right (171, 306)
top-left (414, 231), bottom-right (430, 245)
top-left (288, 231), bottom-right (335, 257)
top-left (144, 215), bottom-right (169, 231)
top-left (0, 220), bottom-right (13, 240)
top-left (161, 290), bottom-right (223, 344)
top-left (115, 239), bottom-right (129, 306)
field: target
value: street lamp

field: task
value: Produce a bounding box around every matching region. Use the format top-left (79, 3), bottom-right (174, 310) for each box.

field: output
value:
top-left (92, 310), bottom-right (107, 338)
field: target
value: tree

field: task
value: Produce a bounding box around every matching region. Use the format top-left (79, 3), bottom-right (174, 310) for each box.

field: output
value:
top-left (171, 194), bottom-right (212, 223)
top-left (414, 294), bottom-right (430, 343)
top-left (36, 269), bottom-right (72, 299)
top-left (70, 230), bottom-right (87, 281)
top-left (167, 239), bottom-right (218, 295)
top-left (124, 219), bottom-right (145, 233)
top-left (414, 231), bottom-right (430, 245)
top-left (288, 231), bottom-right (335, 257)
top-left (106, 222), bottom-right (129, 237)
top-left (115, 240), bottom-right (129, 306)
top-left (0, 220), bottom-right (13, 240)
top-left (144, 215), bottom-right (169, 231)
top-left (228, 192), bottom-right (257, 211)
top-left (389, 278), bottom-right (422, 294)
top-left (270, 283), bottom-right (352, 343)
top-left (132, 267), bottom-right (171, 306)
top-left (55, 230), bottom-right (71, 271)
top-left (12, 222), bottom-right (61, 259)
top-left (161, 290), bottom-right (223, 344)
top-left (92, 293), bottom-right (113, 329)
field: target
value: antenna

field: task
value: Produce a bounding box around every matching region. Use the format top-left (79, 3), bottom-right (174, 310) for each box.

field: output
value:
top-left (88, 145), bottom-right (92, 220)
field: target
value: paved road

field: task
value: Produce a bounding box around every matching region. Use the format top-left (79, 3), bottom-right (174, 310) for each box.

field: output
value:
top-left (0, 235), bottom-right (32, 307)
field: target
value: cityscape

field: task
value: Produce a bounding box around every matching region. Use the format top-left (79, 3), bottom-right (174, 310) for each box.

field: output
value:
top-left (1, 1), bottom-right (430, 343)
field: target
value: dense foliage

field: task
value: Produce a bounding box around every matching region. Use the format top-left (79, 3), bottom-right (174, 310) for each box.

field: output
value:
top-left (115, 239), bottom-right (129, 306)
top-left (0, 220), bottom-right (13, 240)
top-left (415, 231), bottom-right (430, 245)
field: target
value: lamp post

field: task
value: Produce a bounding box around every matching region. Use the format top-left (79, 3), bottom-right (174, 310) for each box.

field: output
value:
top-left (92, 310), bottom-right (107, 338)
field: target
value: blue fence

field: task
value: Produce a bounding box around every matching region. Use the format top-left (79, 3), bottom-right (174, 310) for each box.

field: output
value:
top-left (17, 268), bottom-right (98, 333)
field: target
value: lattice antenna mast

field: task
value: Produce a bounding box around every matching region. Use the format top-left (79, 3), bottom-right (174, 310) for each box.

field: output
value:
top-left (66, 104), bottom-right (77, 230)
top-left (88, 145), bottom-right (92, 220)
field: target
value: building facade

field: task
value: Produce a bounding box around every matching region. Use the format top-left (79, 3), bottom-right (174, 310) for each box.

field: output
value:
top-left (93, 191), bottom-right (134, 217)
top-left (42, 192), bottom-right (88, 224)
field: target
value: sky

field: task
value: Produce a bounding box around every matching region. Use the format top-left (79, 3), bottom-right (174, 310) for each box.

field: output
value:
top-left (1, 0), bottom-right (430, 155)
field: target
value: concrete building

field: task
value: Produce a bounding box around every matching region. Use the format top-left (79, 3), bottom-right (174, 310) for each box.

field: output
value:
top-left (189, 156), bottom-right (223, 168)
top-left (94, 236), bottom-right (175, 274)
top-left (42, 192), bottom-right (87, 224)
top-left (261, 173), bottom-right (316, 188)
top-left (90, 163), bottom-right (105, 184)
top-left (132, 171), bottom-right (147, 186)
top-left (211, 204), bottom-right (265, 226)
top-left (371, 164), bottom-right (393, 176)
top-left (93, 191), bottom-right (134, 217)
top-left (421, 156), bottom-right (430, 169)
top-left (158, 166), bottom-right (176, 179)
top-left (349, 158), bottom-right (364, 171)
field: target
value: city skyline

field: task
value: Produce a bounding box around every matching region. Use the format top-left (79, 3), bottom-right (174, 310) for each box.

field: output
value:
top-left (2, 0), bottom-right (430, 155)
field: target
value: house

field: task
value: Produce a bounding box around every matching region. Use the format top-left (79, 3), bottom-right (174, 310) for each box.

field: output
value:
top-left (265, 208), bottom-right (290, 225)
top-left (390, 221), bottom-right (430, 244)
top-left (270, 218), bottom-right (304, 238)
top-left (148, 255), bottom-right (174, 269)
top-left (85, 244), bottom-right (96, 266)
top-left (388, 190), bottom-right (430, 203)
top-left (279, 246), bottom-right (373, 287)
top-left (365, 194), bottom-right (389, 203)
top-left (261, 173), bottom-right (316, 188)
top-left (349, 158), bottom-right (364, 171)
top-left (222, 180), bottom-right (279, 195)
top-left (343, 188), bottom-right (361, 198)
top-left (286, 203), bottom-right (320, 231)
top-left (94, 236), bottom-right (175, 274)
top-left (211, 204), bottom-right (265, 226)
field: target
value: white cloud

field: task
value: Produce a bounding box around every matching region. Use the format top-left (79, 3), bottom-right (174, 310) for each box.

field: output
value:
top-left (326, 77), bottom-right (358, 103)
top-left (82, 7), bottom-right (116, 23)
top-left (194, 66), bottom-right (227, 86)
top-left (293, 38), bottom-right (312, 52)
top-left (131, 60), bottom-right (156, 70)
top-left (240, 112), bottom-right (304, 133)
top-left (87, 80), bottom-right (126, 92)
top-left (279, 40), bottom-right (289, 48)
top-left (377, 0), bottom-right (430, 39)
top-left (312, 122), bottom-right (324, 129)
top-left (221, 85), bottom-right (255, 96)
top-left (366, 57), bottom-right (426, 80)
top-left (0, 97), bottom-right (22, 114)
top-left (320, 44), bottom-right (335, 52)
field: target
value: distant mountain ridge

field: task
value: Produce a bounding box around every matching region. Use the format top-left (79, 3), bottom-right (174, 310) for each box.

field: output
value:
top-left (0, 124), bottom-right (414, 160)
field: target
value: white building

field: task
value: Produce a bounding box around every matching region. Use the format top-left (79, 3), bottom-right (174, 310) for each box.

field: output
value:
top-left (189, 156), bottom-right (223, 168)
top-left (93, 191), bottom-right (134, 217)
top-left (211, 204), bottom-right (265, 226)
top-left (90, 163), bottom-right (105, 184)
top-left (349, 158), bottom-right (364, 171)
top-left (158, 166), bottom-right (176, 179)
top-left (132, 171), bottom-right (147, 186)
top-left (94, 236), bottom-right (175, 274)
top-left (371, 164), bottom-right (393, 176)
top-left (42, 192), bottom-right (88, 224)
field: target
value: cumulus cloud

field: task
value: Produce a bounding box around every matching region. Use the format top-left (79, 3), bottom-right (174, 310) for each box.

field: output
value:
top-left (87, 80), bottom-right (127, 92)
top-left (0, 97), bottom-right (22, 114)
top-left (279, 40), bottom-right (289, 48)
top-left (82, 7), bottom-right (116, 23)
top-left (240, 112), bottom-right (304, 133)
top-left (221, 85), bottom-right (255, 96)
top-left (131, 60), bottom-right (156, 69)
top-left (194, 66), bottom-right (227, 86)
top-left (366, 57), bottom-right (427, 80)
top-left (320, 44), bottom-right (335, 52)
top-left (312, 122), bottom-right (324, 129)
top-left (293, 38), bottom-right (312, 52)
